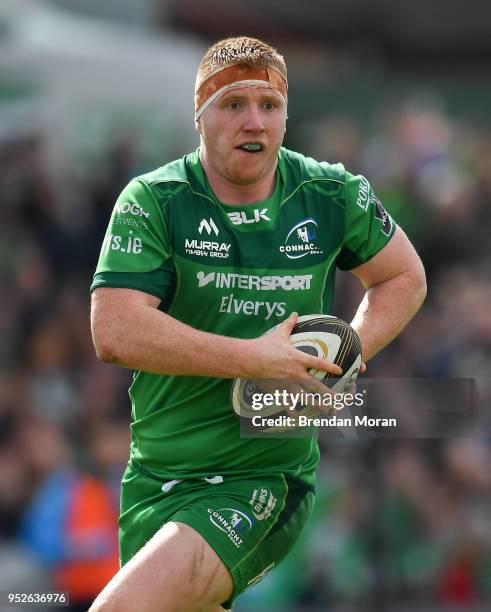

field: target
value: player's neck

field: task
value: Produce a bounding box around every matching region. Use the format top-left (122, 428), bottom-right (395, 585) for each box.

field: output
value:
top-left (201, 156), bottom-right (277, 205)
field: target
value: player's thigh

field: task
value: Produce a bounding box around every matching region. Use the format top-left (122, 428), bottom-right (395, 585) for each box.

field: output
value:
top-left (90, 521), bottom-right (233, 612)
top-left (172, 474), bottom-right (315, 603)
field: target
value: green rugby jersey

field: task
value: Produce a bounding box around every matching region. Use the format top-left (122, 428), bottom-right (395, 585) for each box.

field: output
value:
top-left (91, 147), bottom-right (395, 485)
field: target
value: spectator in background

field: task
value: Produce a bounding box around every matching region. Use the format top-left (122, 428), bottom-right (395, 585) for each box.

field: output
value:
top-left (19, 418), bottom-right (121, 612)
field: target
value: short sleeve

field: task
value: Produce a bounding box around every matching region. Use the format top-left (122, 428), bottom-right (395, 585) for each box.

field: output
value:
top-left (91, 179), bottom-right (174, 300)
top-left (336, 173), bottom-right (396, 271)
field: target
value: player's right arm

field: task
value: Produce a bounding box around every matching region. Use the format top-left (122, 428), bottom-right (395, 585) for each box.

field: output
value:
top-left (91, 291), bottom-right (340, 380)
top-left (91, 178), bottom-right (340, 381)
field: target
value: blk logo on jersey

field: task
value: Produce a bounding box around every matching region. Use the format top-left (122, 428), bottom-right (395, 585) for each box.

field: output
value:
top-left (280, 218), bottom-right (323, 259)
top-left (198, 218), bottom-right (219, 235)
top-left (227, 208), bottom-right (271, 225)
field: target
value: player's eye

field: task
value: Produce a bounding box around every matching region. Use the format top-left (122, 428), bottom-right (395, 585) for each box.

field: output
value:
top-left (263, 101), bottom-right (275, 110)
top-left (227, 101), bottom-right (242, 110)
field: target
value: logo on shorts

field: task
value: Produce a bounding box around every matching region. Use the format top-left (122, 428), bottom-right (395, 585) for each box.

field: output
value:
top-left (247, 562), bottom-right (275, 587)
top-left (208, 507), bottom-right (253, 548)
top-left (250, 488), bottom-right (277, 521)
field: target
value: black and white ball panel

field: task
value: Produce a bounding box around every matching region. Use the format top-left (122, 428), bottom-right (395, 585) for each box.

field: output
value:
top-left (291, 315), bottom-right (362, 392)
top-left (231, 314), bottom-right (362, 422)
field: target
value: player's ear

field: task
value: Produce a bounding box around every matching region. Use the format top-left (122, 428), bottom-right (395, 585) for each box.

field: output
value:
top-left (195, 118), bottom-right (202, 134)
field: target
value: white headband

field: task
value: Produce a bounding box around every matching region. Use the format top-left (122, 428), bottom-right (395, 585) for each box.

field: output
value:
top-left (194, 64), bottom-right (288, 122)
top-left (195, 80), bottom-right (287, 121)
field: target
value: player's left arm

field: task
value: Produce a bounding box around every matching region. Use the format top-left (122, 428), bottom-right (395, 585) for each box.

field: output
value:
top-left (349, 226), bottom-right (427, 361)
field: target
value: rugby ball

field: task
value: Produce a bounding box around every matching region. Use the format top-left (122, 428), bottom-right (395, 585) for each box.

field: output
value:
top-left (231, 314), bottom-right (362, 427)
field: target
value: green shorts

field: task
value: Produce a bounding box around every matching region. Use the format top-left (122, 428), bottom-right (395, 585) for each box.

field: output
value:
top-left (119, 460), bottom-right (315, 607)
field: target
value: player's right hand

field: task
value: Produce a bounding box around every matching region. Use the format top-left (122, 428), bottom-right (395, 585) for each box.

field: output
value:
top-left (243, 312), bottom-right (343, 381)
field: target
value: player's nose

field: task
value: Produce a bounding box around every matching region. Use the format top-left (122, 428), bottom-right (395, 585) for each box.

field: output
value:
top-left (243, 106), bottom-right (266, 132)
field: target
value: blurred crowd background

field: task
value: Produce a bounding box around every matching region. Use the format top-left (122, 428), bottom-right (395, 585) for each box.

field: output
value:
top-left (1, 1), bottom-right (490, 611)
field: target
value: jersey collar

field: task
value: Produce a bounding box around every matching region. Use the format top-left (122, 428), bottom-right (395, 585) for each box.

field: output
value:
top-left (185, 147), bottom-right (290, 204)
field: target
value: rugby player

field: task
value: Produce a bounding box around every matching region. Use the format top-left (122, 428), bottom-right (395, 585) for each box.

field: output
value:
top-left (89, 36), bottom-right (426, 611)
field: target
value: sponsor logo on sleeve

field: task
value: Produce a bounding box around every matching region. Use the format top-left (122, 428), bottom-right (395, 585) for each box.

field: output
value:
top-left (112, 202), bottom-right (150, 230)
top-left (374, 198), bottom-right (393, 236)
top-left (101, 231), bottom-right (143, 256)
top-left (208, 507), bottom-right (253, 548)
top-left (113, 217), bottom-right (148, 231)
top-left (279, 218), bottom-right (323, 259)
top-left (114, 202), bottom-right (150, 218)
top-left (356, 179), bottom-right (393, 235)
top-left (356, 177), bottom-right (371, 211)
